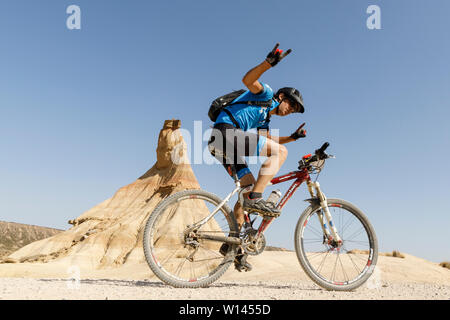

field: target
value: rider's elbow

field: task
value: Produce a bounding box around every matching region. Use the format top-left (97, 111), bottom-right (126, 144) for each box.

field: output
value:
top-left (242, 76), bottom-right (250, 88)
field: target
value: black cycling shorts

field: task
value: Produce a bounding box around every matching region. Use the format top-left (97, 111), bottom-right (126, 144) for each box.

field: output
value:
top-left (207, 123), bottom-right (264, 179)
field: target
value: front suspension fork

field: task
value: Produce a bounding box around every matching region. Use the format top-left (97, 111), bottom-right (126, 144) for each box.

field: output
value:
top-left (307, 180), bottom-right (342, 246)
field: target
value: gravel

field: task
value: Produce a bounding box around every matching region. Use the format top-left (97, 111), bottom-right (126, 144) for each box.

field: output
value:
top-left (0, 278), bottom-right (449, 300)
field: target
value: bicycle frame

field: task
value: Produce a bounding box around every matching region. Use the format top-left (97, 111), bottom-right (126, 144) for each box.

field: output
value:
top-left (192, 168), bottom-right (342, 246)
top-left (258, 168), bottom-right (342, 244)
top-left (254, 169), bottom-right (310, 236)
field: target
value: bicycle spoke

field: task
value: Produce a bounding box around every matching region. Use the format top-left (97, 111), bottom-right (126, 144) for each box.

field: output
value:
top-left (345, 239), bottom-right (370, 245)
top-left (306, 223), bottom-right (325, 239)
top-left (165, 204), bottom-right (180, 221)
top-left (347, 252), bottom-right (368, 263)
top-left (199, 246), bottom-right (216, 276)
top-left (175, 257), bottom-right (188, 277)
top-left (306, 249), bottom-right (329, 261)
top-left (191, 259), bottom-right (196, 280)
top-left (197, 244), bottom-right (224, 259)
top-left (345, 250), bottom-right (363, 275)
top-left (302, 239), bottom-right (324, 244)
top-left (345, 227), bottom-right (367, 242)
top-left (331, 252), bottom-right (339, 281)
top-left (337, 252), bottom-right (350, 282)
top-left (341, 216), bottom-right (356, 237)
top-left (158, 246), bottom-right (183, 267)
top-left (317, 250), bottom-right (331, 274)
top-left (192, 256), bottom-right (224, 263)
top-left (343, 245), bottom-right (370, 262)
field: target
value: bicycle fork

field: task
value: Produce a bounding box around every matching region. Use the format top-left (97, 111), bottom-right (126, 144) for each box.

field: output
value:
top-left (307, 180), bottom-right (343, 247)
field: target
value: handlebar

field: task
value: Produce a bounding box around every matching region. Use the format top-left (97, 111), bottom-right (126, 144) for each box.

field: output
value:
top-left (298, 142), bottom-right (333, 171)
top-left (315, 142), bottom-right (329, 158)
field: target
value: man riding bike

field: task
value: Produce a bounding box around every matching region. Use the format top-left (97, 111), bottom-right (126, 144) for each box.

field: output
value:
top-left (207, 43), bottom-right (307, 271)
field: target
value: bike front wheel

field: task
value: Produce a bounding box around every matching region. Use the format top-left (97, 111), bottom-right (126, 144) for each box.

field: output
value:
top-left (143, 189), bottom-right (239, 288)
top-left (294, 198), bottom-right (378, 291)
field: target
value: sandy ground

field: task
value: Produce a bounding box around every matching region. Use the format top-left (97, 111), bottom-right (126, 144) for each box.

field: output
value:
top-left (0, 278), bottom-right (448, 300)
top-left (0, 252), bottom-right (449, 300)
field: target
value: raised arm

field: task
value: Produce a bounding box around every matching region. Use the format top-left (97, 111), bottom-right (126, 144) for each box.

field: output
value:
top-left (242, 61), bottom-right (272, 94)
top-left (242, 43), bottom-right (292, 94)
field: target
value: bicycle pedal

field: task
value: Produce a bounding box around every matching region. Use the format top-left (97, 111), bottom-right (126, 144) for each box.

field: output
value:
top-left (243, 207), bottom-right (260, 215)
top-left (234, 262), bottom-right (252, 272)
top-left (234, 253), bottom-right (252, 272)
top-left (260, 212), bottom-right (281, 219)
top-left (245, 207), bottom-right (280, 218)
top-left (235, 266), bottom-right (251, 272)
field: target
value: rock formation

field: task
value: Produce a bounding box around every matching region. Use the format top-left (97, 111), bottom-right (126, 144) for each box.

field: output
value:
top-left (4, 119), bottom-right (203, 268)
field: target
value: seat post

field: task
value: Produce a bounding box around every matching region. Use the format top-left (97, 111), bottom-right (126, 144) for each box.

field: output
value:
top-left (232, 170), bottom-right (241, 188)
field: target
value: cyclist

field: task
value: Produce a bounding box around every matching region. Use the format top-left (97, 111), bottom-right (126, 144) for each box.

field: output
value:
top-left (207, 43), bottom-right (307, 271)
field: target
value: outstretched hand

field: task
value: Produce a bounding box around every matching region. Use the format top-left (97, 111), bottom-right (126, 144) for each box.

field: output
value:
top-left (290, 122), bottom-right (307, 140)
top-left (265, 43), bottom-right (292, 67)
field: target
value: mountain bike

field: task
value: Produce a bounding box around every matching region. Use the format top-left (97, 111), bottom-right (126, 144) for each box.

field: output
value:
top-left (143, 142), bottom-right (378, 291)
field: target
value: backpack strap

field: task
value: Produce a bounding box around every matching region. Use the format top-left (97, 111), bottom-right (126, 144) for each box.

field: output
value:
top-left (223, 97), bottom-right (276, 130)
top-left (227, 99), bottom-right (273, 108)
top-left (223, 109), bottom-right (241, 129)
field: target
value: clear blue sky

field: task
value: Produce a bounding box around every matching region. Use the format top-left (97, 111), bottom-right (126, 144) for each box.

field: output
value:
top-left (1, 1), bottom-right (449, 263)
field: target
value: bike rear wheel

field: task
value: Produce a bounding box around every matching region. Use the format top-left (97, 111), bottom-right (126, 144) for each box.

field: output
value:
top-left (143, 189), bottom-right (239, 288)
top-left (294, 198), bottom-right (378, 291)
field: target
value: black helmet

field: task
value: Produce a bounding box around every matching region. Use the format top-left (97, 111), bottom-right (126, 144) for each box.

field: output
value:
top-left (275, 87), bottom-right (304, 113)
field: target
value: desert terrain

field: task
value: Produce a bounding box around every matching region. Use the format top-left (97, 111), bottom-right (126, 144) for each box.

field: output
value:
top-left (1, 120), bottom-right (448, 300)
top-left (0, 251), bottom-right (449, 300)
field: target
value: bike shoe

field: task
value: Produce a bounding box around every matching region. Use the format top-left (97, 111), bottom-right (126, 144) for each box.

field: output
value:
top-left (220, 244), bottom-right (252, 272)
top-left (234, 252), bottom-right (252, 272)
top-left (219, 243), bottom-right (229, 256)
top-left (243, 195), bottom-right (281, 217)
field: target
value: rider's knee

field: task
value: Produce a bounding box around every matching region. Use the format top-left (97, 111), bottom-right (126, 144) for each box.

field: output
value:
top-left (279, 144), bottom-right (288, 161)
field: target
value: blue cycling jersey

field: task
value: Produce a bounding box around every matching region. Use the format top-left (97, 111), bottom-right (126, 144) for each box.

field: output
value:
top-left (215, 83), bottom-right (279, 132)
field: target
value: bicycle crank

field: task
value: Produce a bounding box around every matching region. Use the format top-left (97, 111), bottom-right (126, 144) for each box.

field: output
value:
top-left (242, 229), bottom-right (266, 256)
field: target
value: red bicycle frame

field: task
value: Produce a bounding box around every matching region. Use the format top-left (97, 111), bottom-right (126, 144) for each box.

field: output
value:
top-left (250, 168), bottom-right (312, 236)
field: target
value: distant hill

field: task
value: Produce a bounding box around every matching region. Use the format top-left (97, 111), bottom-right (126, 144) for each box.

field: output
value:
top-left (265, 246), bottom-right (293, 252)
top-left (0, 221), bottom-right (63, 258)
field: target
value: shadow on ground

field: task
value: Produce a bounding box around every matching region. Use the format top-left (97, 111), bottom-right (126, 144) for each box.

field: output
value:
top-left (38, 278), bottom-right (322, 291)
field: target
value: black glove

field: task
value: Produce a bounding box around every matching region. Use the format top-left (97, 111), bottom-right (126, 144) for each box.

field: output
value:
top-left (290, 123), bottom-right (307, 140)
top-left (265, 43), bottom-right (292, 67)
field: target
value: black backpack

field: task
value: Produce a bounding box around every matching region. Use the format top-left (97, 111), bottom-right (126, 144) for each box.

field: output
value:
top-left (208, 89), bottom-right (273, 128)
